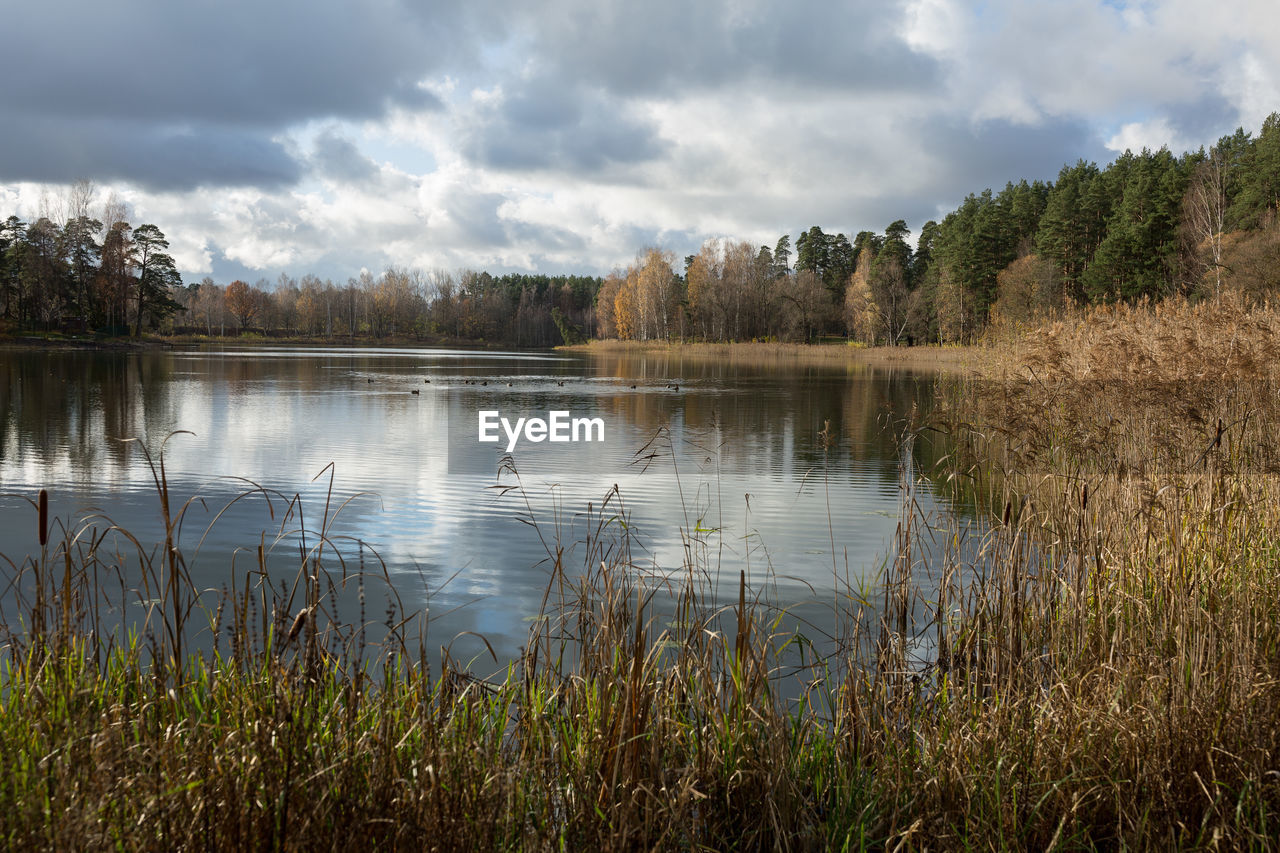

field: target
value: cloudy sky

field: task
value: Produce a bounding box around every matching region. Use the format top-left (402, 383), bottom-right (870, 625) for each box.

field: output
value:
top-left (1, 0), bottom-right (1277, 283)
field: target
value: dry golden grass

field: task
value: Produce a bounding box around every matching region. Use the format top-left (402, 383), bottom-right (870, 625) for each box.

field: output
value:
top-left (1004, 292), bottom-right (1280, 383)
top-left (917, 292), bottom-right (1280, 846)
top-left (563, 338), bottom-right (983, 374)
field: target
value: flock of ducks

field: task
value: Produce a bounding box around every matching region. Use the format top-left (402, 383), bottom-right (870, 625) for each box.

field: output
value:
top-left (363, 375), bottom-right (682, 395)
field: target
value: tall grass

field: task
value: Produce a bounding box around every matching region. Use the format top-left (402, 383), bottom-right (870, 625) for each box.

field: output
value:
top-left (563, 338), bottom-right (979, 373)
top-left (4, 293), bottom-right (1280, 849)
top-left (924, 292), bottom-right (1280, 846)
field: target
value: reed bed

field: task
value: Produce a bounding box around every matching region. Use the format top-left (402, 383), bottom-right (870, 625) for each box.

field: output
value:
top-left (562, 338), bottom-right (980, 373)
top-left (3, 294), bottom-right (1280, 849)
top-left (925, 291), bottom-right (1280, 847)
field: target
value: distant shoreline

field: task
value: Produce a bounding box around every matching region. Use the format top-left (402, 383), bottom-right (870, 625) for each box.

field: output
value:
top-left (0, 333), bottom-right (522, 353)
top-left (0, 333), bottom-right (987, 373)
top-left (558, 339), bottom-right (985, 373)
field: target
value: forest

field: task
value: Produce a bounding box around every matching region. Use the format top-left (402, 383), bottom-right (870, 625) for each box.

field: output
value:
top-left (2, 113), bottom-right (1278, 346)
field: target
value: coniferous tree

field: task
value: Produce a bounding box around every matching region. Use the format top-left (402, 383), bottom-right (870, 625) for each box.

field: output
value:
top-left (61, 215), bottom-right (102, 331)
top-left (0, 216), bottom-right (26, 320)
top-left (97, 222), bottom-right (133, 333)
top-left (879, 220), bottom-right (913, 278)
top-left (20, 218), bottom-right (67, 328)
top-left (130, 224), bottom-right (181, 336)
top-left (824, 233), bottom-right (855, 303)
top-left (1036, 160), bottom-right (1108, 301)
top-left (912, 220), bottom-right (939, 284)
top-left (1083, 148), bottom-right (1189, 301)
top-left (1230, 112), bottom-right (1280, 229)
top-left (773, 234), bottom-right (791, 276)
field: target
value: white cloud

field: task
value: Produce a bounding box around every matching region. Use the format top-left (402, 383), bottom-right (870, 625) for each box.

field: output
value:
top-left (1227, 52), bottom-right (1280, 130)
top-left (900, 0), bottom-right (966, 59)
top-left (1105, 117), bottom-right (1189, 154)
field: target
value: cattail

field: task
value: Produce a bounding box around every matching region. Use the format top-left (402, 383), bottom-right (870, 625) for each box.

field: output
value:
top-left (286, 606), bottom-right (312, 646)
top-left (38, 489), bottom-right (48, 547)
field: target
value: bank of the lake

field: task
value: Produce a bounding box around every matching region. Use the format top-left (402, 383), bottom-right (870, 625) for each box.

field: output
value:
top-left (1, 330), bottom-right (991, 375)
top-left (561, 338), bottom-right (987, 374)
top-left (0, 329), bottom-right (523, 352)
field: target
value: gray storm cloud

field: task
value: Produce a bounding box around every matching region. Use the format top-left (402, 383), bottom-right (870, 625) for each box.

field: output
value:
top-left (0, 0), bottom-right (455, 188)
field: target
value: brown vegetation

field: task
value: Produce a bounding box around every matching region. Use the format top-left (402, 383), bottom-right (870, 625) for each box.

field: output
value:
top-left (563, 338), bottom-right (983, 374)
top-left (922, 294), bottom-right (1280, 843)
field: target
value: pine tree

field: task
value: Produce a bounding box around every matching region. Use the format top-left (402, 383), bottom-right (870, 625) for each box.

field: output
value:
top-left (0, 216), bottom-right (26, 321)
top-left (131, 224), bottom-right (182, 336)
top-left (1037, 161), bottom-right (1107, 302)
top-left (1229, 112), bottom-right (1280, 229)
top-left (772, 235), bottom-right (791, 276)
top-left (61, 215), bottom-right (102, 331)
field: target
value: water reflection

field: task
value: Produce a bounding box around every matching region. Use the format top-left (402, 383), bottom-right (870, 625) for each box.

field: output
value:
top-left (0, 345), bottom-right (967, 664)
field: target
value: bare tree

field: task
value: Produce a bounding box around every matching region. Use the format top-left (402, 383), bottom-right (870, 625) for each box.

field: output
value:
top-left (685, 242), bottom-right (720, 339)
top-left (100, 192), bottom-right (129, 231)
top-left (64, 179), bottom-right (96, 223)
top-left (780, 269), bottom-right (829, 342)
top-left (1182, 151), bottom-right (1228, 295)
top-left (870, 255), bottom-right (910, 345)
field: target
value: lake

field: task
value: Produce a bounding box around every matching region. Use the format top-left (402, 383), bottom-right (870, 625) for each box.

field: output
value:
top-left (0, 345), bottom-right (968, 671)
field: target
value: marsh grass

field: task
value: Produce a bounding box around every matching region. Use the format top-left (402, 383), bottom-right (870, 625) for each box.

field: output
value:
top-left (561, 338), bottom-right (980, 374)
top-left (4, 294), bottom-right (1280, 849)
top-left (921, 292), bottom-right (1280, 847)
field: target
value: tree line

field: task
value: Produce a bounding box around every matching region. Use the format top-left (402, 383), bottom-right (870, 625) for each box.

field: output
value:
top-left (602, 112), bottom-right (1280, 344)
top-left (0, 187), bottom-right (601, 345)
top-left (175, 270), bottom-right (600, 347)
top-left (3, 112), bottom-right (1278, 346)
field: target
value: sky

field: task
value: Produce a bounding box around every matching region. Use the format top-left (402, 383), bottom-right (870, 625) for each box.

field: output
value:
top-left (1, 0), bottom-right (1277, 284)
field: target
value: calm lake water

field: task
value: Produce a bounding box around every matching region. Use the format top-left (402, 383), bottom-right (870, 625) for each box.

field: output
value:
top-left (0, 345), bottom-right (967, 668)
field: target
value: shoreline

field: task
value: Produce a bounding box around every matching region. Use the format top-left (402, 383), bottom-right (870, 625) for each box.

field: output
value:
top-left (0, 333), bottom-right (528, 353)
top-left (1, 332), bottom-right (989, 372)
top-left (558, 339), bottom-right (987, 373)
